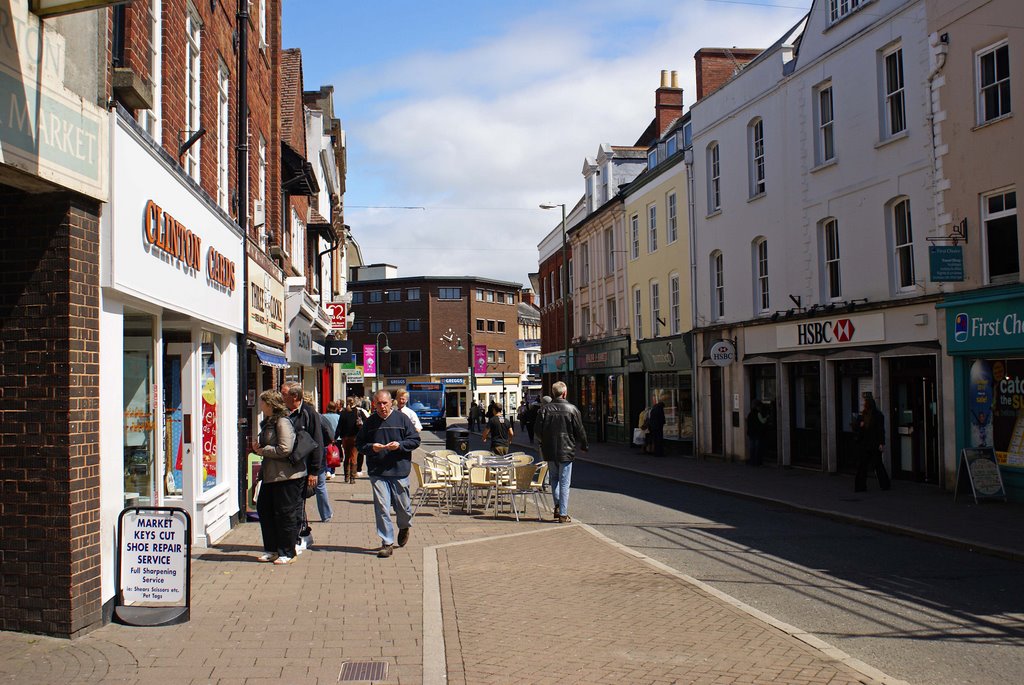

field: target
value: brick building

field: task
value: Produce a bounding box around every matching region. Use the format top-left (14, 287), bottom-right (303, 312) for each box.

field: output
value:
top-left (347, 273), bottom-right (526, 416)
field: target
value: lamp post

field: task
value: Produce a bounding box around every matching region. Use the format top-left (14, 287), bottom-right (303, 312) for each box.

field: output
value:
top-left (375, 331), bottom-right (391, 393)
top-left (455, 333), bottom-right (474, 403)
top-left (540, 202), bottom-right (571, 400)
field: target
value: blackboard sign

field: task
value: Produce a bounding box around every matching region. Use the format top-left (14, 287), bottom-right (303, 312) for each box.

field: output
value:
top-left (954, 448), bottom-right (1007, 503)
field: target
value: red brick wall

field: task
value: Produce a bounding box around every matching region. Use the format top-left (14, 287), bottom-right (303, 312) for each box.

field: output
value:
top-left (694, 48), bottom-right (762, 101)
top-left (0, 186), bottom-right (102, 637)
top-left (539, 249), bottom-right (573, 356)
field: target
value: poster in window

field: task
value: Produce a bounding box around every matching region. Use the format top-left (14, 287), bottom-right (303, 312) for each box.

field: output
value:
top-left (201, 344), bottom-right (218, 491)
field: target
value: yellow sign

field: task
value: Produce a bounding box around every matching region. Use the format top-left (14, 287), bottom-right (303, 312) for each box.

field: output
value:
top-left (247, 258), bottom-right (285, 345)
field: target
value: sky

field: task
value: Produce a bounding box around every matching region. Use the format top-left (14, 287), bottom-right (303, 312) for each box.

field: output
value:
top-left (283, 0), bottom-right (811, 287)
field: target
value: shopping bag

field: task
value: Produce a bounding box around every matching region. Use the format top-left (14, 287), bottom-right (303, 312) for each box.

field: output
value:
top-left (325, 443), bottom-right (342, 469)
top-left (632, 428), bottom-right (646, 446)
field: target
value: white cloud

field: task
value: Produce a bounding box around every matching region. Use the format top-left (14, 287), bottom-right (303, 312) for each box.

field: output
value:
top-left (339, 2), bottom-right (808, 284)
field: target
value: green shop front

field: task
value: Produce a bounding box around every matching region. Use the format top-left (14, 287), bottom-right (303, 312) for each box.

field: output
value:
top-left (575, 336), bottom-right (631, 444)
top-left (638, 336), bottom-right (694, 455)
top-left (942, 285), bottom-right (1024, 502)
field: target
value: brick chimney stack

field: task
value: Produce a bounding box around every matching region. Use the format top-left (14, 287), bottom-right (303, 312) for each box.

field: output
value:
top-left (694, 48), bottom-right (762, 101)
top-left (655, 69), bottom-right (684, 137)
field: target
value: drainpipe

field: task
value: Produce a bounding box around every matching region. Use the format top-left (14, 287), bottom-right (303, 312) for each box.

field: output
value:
top-left (685, 147), bottom-right (701, 459)
top-left (235, 0), bottom-right (250, 517)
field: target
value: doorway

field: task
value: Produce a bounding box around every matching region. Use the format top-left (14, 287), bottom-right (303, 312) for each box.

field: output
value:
top-left (709, 366), bottom-right (724, 455)
top-left (888, 356), bottom-right (938, 482)
top-left (748, 364), bottom-right (778, 464)
top-left (789, 361), bottom-right (822, 468)
top-left (835, 359), bottom-right (873, 474)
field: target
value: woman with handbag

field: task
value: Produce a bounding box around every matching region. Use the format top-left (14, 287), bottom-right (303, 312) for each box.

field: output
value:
top-left (252, 390), bottom-right (302, 565)
top-left (336, 397), bottom-right (363, 483)
top-left (322, 400), bottom-right (342, 480)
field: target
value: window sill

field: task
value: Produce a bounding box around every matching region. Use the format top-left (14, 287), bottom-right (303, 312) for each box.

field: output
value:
top-left (747, 192), bottom-right (766, 203)
top-left (810, 158), bottom-right (837, 174)
top-left (874, 130), bottom-right (908, 149)
top-left (972, 112), bottom-right (1012, 132)
top-left (706, 209), bottom-right (722, 219)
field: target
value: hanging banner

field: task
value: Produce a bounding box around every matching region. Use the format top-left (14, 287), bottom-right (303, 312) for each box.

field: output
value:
top-left (473, 344), bottom-right (488, 375)
top-left (363, 344), bottom-right (377, 377)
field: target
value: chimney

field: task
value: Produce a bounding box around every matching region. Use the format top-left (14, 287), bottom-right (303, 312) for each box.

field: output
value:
top-left (522, 290), bottom-right (535, 306)
top-left (655, 69), bottom-right (684, 137)
top-left (694, 47), bottom-right (763, 101)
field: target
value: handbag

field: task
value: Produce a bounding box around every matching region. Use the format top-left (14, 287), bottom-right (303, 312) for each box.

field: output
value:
top-left (289, 429), bottom-right (318, 466)
top-left (325, 443), bottom-right (342, 469)
top-left (632, 428), bottom-right (646, 446)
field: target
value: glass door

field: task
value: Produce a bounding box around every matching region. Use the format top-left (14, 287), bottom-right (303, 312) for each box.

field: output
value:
top-left (789, 362), bottom-right (822, 468)
top-left (124, 336), bottom-right (156, 506)
top-left (164, 342), bottom-right (192, 499)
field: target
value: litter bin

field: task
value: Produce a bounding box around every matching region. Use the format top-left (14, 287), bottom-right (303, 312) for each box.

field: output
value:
top-left (446, 427), bottom-right (470, 455)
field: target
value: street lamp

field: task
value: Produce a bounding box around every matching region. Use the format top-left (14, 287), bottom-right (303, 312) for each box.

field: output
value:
top-left (375, 331), bottom-right (391, 393)
top-left (540, 202), bottom-right (571, 400)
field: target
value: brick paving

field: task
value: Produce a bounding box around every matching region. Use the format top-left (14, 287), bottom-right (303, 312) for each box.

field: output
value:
top-left (0, 450), bottom-right (902, 684)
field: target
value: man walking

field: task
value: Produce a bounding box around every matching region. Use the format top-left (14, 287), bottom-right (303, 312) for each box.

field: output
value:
top-left (647, 392), bottom-right (669, 458)
top-left (482, 403), bottom-right (513, 455)
top-left (394, 388), bottom-right (423, 432)
top-left (536, 381), bottom-right (587, 523)
top-left (356, 389), bottom-right (421, 558)
top-left (281, 381), bottom-right (324, 505)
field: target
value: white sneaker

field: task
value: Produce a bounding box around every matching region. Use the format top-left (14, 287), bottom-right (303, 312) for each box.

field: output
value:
top-left (272, 555), bottom-right (293, 565)
top-left (295, 541), bottom-right (305, 555)
top-left (257, 552), bottom-right (278, 563)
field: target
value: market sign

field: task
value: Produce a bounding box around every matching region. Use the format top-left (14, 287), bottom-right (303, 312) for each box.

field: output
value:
top-left (115, 507), bottom-right (191, 626)
top-left (776, 312), bottom-right (885, 351)
top-left (929, 245), bottom-right (965, 282)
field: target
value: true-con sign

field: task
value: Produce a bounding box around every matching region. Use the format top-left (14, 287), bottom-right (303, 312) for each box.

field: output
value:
top-left (326, 302), bottom-right (347, 331)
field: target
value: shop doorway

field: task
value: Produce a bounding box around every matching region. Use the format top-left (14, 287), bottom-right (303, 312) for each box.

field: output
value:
top-left (835, 359), bottom-right (873, 474)
top-left (709, 367), bottom-right (724, 455)
top-left (445, 391), bottom-right (463, 418)
top-left (163, 342), bottom-right (192, 499)
top-left (888, 356), bottom-right (939, 482)
top-left (748, 364), bottom-right (778, 464)
top-left (789, 362), bottom-right (822, 468)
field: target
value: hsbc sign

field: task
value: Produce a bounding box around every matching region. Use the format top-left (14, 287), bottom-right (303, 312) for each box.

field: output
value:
top-left (777, 313), bottom-right (885, 350)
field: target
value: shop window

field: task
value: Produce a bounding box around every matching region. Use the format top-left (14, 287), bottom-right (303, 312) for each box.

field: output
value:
top-left (649, 373), bottom-right (693, 439)
top-left (964, 358), bottom-right (1024, 463)
top-left (984, 188), bottom-right (1018, 284)
top-left (606, 374), bottom-right (625, 425)
top-left (200, 333), bottom-right (221, 492)
top-left (124, 316), bottom-right (156, 506)
top-left (581, 375), bottom-right (598, 422)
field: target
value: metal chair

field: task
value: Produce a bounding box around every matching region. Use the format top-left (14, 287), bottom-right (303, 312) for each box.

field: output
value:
top-left (411, 461), bottom-right (452, 516)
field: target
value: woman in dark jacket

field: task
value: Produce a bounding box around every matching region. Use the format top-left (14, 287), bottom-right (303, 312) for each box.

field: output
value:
top-left (252, 390), bottom-right (301, 564)
top-left (335, 397), bottom-right (363, 483)
top-left (853, 396), bottom-right (891, 492)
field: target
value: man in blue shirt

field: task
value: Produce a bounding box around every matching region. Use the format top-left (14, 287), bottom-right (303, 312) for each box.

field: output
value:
top-left (356, 389), bottom-right (421, 558)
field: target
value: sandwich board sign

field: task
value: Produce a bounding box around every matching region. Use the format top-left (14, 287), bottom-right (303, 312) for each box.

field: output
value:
top-left (115, 506), bottom-right (192, 626)
top-left (954, 447), bottom-right (1007, 503)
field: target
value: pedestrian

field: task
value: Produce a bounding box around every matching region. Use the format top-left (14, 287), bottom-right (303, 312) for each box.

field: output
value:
top-left (251, 390), bottom-right (300, 565)
top-left (335, 397), bottom-right (362, 483)
top-left (483, 403), bottom-right (513, 455)
top-left (636, 406), bottom-right (651, 452)
top-left (394, 388), bottom-right (423, 432)
top-left (356, 389), bottom-right (421, 558)
top-left (647, 393), bottom-right (669, 457)
top-left (468, 401), bottom-right (481, 432)
top-left (281, 383), bottom-right (324, 535)
top-left (853, 396), bottom-right (890, 492)
top-left (525, 399), bottom-right (539, 444)
top-left (746, 400), bottom-right (771, 467)
top-left (322, 400), bottom-right (341, 480)
top-left (536, 381), bottom-right (587, 523)
top-left (487, 400), bottom-right (497, 419)
top-left (355, 400), bottom-right (371, 476)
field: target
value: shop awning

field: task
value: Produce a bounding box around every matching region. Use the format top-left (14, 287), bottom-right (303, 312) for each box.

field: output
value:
top-left (250, 341), bottom-right (289, 368)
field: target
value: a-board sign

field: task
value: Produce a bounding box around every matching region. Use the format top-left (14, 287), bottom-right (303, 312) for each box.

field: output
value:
top-left (954, 447), bottom-right (1007, 503)
top-left (115, 507), bottom-right (192, 626)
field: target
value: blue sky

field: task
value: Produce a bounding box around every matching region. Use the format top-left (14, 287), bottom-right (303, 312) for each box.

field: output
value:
top-left (283, 0), bottom-right (810, 285)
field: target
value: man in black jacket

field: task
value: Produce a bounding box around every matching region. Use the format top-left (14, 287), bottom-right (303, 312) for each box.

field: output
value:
top-left (536, 381), bottom-right (587, 523)
top-left (281, 382), bottom-right (325, 541)
top-left (647, 393), bottom-right (669, 458)
top-left (356, 389), bottom-right (421, 558)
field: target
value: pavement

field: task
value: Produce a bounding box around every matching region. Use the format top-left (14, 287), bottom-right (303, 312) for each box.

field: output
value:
top-left (2, 426), bottom-right (1020, 684)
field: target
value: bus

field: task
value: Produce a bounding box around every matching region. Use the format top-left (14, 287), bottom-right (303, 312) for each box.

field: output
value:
top-left (406, 382), bottom-right (446, 430)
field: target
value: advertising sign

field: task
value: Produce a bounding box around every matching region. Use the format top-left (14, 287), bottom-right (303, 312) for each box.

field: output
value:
top-left (326, 340), bottom-right (350, 364)
top-left (945, 294), bottom-right (1024, 354)
top-left (247, 258), bottom-right (285, 345)
top-left (776, 312), bottom-right (885, 351)
top-left (929, 245), bottom-right (965, 282)
top-left (363, 344), bottom-right (377, 377)
top-left (326, 302), bottom-right (347, 331)
top-left (441, 377), bottom-right (466, 386)
top-left (343, 366), bottom-right (364, 383)
top-left (118, 508), bottom-right (190, 606)
top-left (709, 340), bottom-right (736, 367)
top-left (473, 345), bottom-right (488, 375)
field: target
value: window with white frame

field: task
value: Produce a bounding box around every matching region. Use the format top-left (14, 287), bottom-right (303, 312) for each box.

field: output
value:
top-left (647, 149), bottom-right (657, 170)
top-left (633, 288), bottom-right (642, 340)
top-left (707, 143), bottom-right (721, 212)
top-left (666, 134), bottom-right (678, 157)
top-left (607, 297), bottom-right (617, 331)
top-left (407, 287), bottom-right (420, 301)
top-left (387, 290), bottom-right (401, 302)
top-left (259, 0), bottom-right (267, 47)
top-left (816, 83), bottom-right (835, 164)
top-left (683, 121), bottom-right (692, 147)
top-left (749, 118), bottom-right (766, 196)
top-left (829, 0), bottom-right (867, 24)
top-left (667, 193), bottom-right (678, 244)
top-left (754, 238), bottom-right (769, 313)
top-left (184, 5), bottom-right (202, 181)
top-left (257, 135), bottom-right (267, 247)
top-left (438, 287), bottom-right (462, 300)
top-left (291, 208), bottom-right (305, 275)
top-left (984, 188), bottom-right (1018, 283)
top-left (648, 204), bottom-right (658, 253)
top-left (486, 290), bottom-right (494, 302)
top-left (581, 242), bottom-right (590, 283)
top-left (217, 62), bottom-right (230, 211)
top-left (883, 46), bottom-right (906, 137)
top-left (669, 274), bottom-right (680, 335)
top-left (567, 258), bottom-right (574, 292)
top-left (822, 218), bottom-right (842, 301)
top-left (139, 0), bottom-right (162, 142)
top-left (712, 251), bottom-right (725, 320)
top-left (892, 198), bottom-right (915, 291)
top-left (605, 228), bottom-right (615, 275)
top-left (586, 175), bottom-right (594, 213)
top-left (497, 321), bottom-right (506, 333)
top-left (497, 350), bottom-right (506, 364)
top-left (581, 306), bottom-right (591, 337)
top-left (978, 42), bottom-right (1011, 123)
top-left (630, 214), bottom-right (640, 259)
top-left (650, 281), bottom-right (661, 337)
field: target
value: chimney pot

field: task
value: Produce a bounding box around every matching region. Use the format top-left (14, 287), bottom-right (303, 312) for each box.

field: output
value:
top-left (661, 70), bottom-right (669, 87)
top-left (671, 70), bottom-right (679, 88)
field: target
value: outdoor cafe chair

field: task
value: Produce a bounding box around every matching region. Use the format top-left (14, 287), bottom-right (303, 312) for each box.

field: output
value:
top-left (508, 453), bottom-right (534, 467)
top-left (494, 464), bottom-right (542, 522)
top-left (412, 461), bottom-right (451, 516)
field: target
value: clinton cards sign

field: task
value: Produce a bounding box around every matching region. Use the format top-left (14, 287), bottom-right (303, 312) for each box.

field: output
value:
top-left (776, 313), bottom-right (885, 351)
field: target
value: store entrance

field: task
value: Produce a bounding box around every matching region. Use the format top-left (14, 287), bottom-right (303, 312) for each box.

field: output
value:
top-left (163, 342), bottom-right (192, 499)
top-left (835, 359), bottom-right (873, 474)
top-left (789, 361), bottom-right (822, 468)
top-left (709, 367), bottom-right (724, 455)
top-left (889, 356), bottom-right (938, 482)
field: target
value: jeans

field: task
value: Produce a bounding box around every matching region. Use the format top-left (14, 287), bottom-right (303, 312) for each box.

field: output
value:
top-left (315, 469), bottom-right (333, 522)
top-left (370, 476), bottom-right (413, 545)
top-left (548, 460), bottom-right (573, 516)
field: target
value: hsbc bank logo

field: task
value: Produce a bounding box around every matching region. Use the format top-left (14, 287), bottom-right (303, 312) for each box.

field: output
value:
top-left (797, 318), bottom-right (856, 346)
